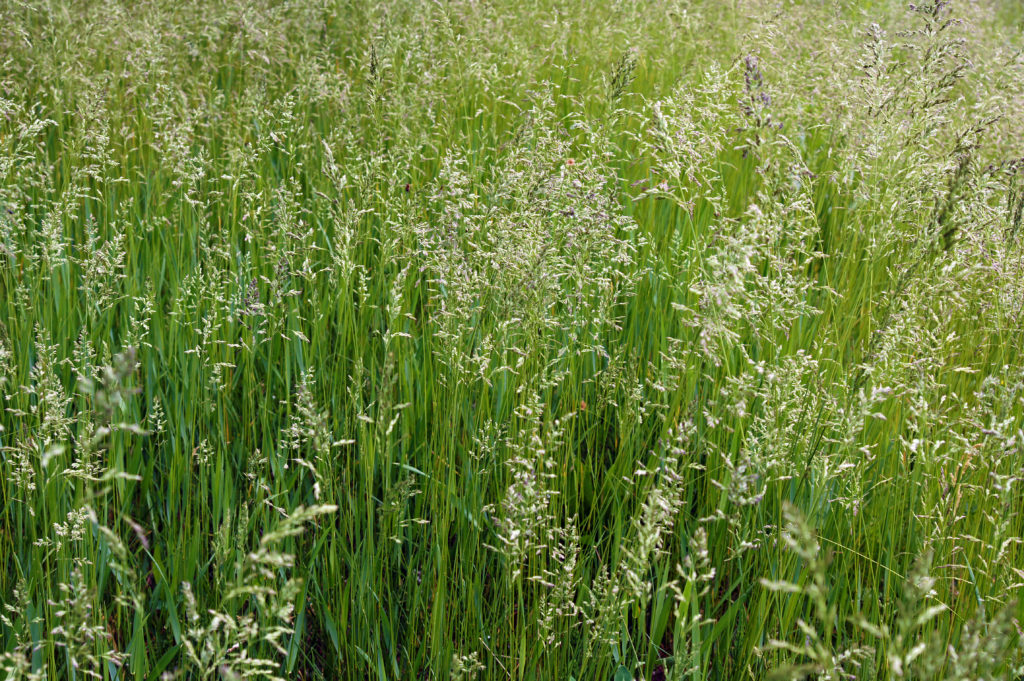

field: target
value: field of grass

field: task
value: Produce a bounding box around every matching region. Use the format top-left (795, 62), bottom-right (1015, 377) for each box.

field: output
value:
top-left (2, 0), bottom-right (1024, 679)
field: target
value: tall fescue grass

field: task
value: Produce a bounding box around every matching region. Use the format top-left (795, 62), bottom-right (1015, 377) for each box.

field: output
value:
top-left (1, 0), bottom-right (1023, 678)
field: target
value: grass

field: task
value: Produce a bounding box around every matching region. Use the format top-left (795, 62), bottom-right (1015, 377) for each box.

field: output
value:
top-left (1, 0), bottom-right (1023, 679)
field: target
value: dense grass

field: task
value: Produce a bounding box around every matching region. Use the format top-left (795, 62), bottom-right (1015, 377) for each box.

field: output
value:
top-left (1, 0), bottom-right (1024, 679)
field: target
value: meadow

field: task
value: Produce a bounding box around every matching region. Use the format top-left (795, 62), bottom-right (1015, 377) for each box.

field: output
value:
top-left (1, 0), bottom-right (1024, 679)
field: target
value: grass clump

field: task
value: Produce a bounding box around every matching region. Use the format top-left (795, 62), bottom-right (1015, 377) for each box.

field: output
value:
top-left (1, 0), bottom-right (1024, 679)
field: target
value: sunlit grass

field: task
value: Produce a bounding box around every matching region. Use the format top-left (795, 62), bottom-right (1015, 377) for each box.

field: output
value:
top-left (1, 1), bottom-right (1023, 679)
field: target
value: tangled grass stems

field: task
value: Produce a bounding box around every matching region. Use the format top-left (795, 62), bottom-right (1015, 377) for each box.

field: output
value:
top-left (1, 0), bottom-right (1023, 679)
